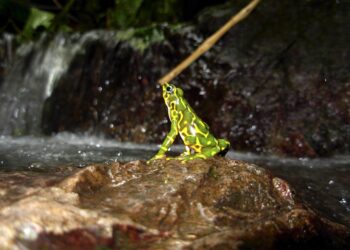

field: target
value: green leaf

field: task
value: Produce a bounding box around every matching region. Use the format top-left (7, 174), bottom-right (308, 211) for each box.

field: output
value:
top-left (22, 8), bottom-right (54, 39)
top-left (116, 25), bottom-right (165, 52)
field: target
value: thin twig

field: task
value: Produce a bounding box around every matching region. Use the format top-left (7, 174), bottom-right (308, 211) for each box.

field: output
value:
top-left (158, 0), bottom-right (262, 85)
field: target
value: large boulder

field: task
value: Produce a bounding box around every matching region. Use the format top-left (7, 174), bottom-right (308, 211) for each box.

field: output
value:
top-left (0, 158), bottom-right (348, 249)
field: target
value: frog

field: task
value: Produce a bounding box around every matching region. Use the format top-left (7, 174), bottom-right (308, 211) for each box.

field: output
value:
top-left (148, 82), bottom-right (230, 163)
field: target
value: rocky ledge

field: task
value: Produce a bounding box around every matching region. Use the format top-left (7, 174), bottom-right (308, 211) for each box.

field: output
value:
top-left (0, 158), bottom-right (349, 249)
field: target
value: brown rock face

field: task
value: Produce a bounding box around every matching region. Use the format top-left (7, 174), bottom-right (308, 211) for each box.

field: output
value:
top-left (0, 158), bottom-right (348, 249)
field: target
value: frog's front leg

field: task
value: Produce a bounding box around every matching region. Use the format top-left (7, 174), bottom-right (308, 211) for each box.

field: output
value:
top-left (148, 122), bottom-right (178, 163)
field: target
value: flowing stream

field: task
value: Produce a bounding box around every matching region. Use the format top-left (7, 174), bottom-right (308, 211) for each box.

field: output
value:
top-left (0, 133), bottom-right (349, 228)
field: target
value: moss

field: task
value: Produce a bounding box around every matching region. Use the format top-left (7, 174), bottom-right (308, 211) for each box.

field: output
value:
top-left (108, 0), bottom-right (181, 29)
top-left (115, 24), bottom-right (183, 52)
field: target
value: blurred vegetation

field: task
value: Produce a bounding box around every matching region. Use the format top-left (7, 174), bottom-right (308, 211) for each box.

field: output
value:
top-left (116, 24), bottom-right (169, 52)
top-left (0, 0), bottom-right (227, 41)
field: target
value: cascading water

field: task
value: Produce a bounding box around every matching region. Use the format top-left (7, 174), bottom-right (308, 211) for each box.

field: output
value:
top-left (0, 31), bottom-right (116, 135)
top-left (0, 33), bottom-right (76, 135)
top-left (0, 33), bottom-right (14, 79)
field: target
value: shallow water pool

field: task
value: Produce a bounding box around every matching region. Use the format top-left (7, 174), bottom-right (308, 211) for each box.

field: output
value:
top-left (0, 133), bottom-right (349, 228)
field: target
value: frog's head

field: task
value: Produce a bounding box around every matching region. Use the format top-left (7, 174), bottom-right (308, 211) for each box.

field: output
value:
top-left (162, 82), bottom-right (184, 107)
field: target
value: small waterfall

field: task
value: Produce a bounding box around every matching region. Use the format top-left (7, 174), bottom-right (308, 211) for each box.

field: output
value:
top-left (0, 31), bottom-right (113, 136)
top-left (0, 33), bottom-right (14, 69)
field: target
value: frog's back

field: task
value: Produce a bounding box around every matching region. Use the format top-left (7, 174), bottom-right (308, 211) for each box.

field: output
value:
top-left (177, 99), bottom-right (209, 131)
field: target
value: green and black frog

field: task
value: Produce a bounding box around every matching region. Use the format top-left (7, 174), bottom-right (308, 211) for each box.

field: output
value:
top-left (148, 82), bottom-right (230, 162)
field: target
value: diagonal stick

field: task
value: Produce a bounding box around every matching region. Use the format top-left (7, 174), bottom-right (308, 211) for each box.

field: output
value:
top-left (158, 0), bottom-right (262, 85)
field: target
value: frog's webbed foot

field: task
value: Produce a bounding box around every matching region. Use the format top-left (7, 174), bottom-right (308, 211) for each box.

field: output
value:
top-left (147, 154), bottom-right (180, 164)
top-left (147, 154), bottom-right (165, 164)
top-left (179, 146), bottom-right (191, 157)
top-left (179, 151), bottom-right (190, 157)
top-left (177, 153), bottom-right (207, 163)
top-left (178, 146), bottom-right (225, 163)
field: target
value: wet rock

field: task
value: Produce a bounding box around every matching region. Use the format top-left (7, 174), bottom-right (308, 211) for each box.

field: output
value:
top-left (0, 158), bottom-right (348, 249)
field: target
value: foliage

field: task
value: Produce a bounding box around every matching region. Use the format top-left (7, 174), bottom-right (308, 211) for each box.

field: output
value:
top-left (0, 0), bottom-right (230, 41)
top-left (107, 0), bottom-right (185, 28)
top-left (108, 0), bottom-right (144, 28)
top-left (116, 25), bottom-right (165, 52)
top-left (22, 8), bottom-right (55, 39)
top-left (0, 0), bottom-right (73, 40)
top-left (130, 0), bottom-right (181, 27)
top-left (116, 24), bottom-right (183, 52)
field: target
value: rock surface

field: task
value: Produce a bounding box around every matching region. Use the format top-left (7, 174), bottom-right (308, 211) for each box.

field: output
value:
top-left (0, 158), bottom-right (348, 249)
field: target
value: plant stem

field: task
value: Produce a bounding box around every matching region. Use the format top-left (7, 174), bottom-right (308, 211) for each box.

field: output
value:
top-left (158, 0), bottom-right (262, 85)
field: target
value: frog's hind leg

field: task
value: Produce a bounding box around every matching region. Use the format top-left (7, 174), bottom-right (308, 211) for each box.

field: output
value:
top-left (180, 146), bottom-right (221, 162)
top-left (217, 139), bottom-right (230, 156)
top-left (180, 153), bottom-right (206, 161)
top-left (181, 139), bottom-right (230, 161)
top-left (180, 145), bottom-right (191, 157)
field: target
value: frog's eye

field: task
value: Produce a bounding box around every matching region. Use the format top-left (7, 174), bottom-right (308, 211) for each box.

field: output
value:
top-left (166, 85), bottom-right (174, 94)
